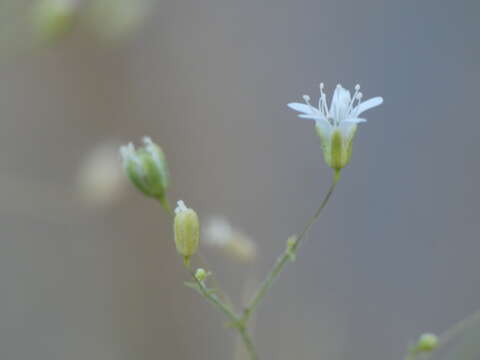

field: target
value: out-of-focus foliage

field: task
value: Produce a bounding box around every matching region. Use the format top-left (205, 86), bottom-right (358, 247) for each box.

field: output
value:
top-left (30, 0), bottom-right (152, 44)
top-left (87, 0), bottom-right (151, 41)
top-left (32, 0), bottom-right (78, 42)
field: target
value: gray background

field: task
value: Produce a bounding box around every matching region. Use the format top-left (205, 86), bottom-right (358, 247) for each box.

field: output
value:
top-left (0, 0), bottom-right (479, 359)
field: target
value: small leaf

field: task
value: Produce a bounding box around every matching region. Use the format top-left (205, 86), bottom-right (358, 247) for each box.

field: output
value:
top-left (184, 281), bottom-right (201, 292)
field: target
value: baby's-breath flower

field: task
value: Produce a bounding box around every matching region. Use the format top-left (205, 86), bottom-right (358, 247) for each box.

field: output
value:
top-left (288, 83), bottom-right (383, 171)
top-left (119, 137), bottom-right (170, 209)
top-left (204, 217), bottom-right (257, 263)
top-left (174, 201), bottom-right (200, 261)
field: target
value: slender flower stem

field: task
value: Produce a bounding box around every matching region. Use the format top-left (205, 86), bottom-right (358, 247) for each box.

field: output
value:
top-left (158, 196), bottom-right (174, 216)
top-left (184, 262), bottom-right (239, 325)
top-left (173, 169), bottom-right (340, 360)
top-left (242, 170), bottom-right (341, 323)
top-left (237, 324), bottom-right (259, 360)
top-left (166, 196), bottom-right (258, 359)
top-left (184, 262), bottom-right (259, 360)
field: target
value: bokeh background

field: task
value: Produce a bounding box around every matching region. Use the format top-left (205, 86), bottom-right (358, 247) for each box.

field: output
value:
top-left (0, 0), bottom-right (479, 359)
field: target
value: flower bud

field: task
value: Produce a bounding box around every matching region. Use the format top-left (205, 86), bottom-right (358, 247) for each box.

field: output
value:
top-left (120, 137), bottom-right (170, 205)
top-left (416, 333), bottom-right (438, 352)
top-left (174, 201), bottom-right (200, 259)
top-left (195, 268), bottom-right (207, 281)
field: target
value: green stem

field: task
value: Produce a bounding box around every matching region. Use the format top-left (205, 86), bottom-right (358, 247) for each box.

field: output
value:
top-left (185, 262), bottom-right (238, 325)
top-left (158, 195), bottom-right (173, 216)
top-left (184, 263), bottom-right (259, 360)
top-left (238, 324), bottom-right (259, 360)
top-left (242, 170), bottom-right (340, 323)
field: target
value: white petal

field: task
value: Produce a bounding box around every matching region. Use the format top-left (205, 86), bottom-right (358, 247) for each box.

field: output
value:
top-left (353, 97), bottom-right (383, 117)
top-left (299, 113), bottom-right (326, 121)
top-left (330, 85), bottom-right (351, 119)
top-left (338, 121), bottom-right (357, 139)
top-left (287, 102), bottom-right (314, 114)
top-left (315, 118), bottom-right (333, 137)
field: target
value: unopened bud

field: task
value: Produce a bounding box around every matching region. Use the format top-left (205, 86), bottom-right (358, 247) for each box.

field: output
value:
top-left (120, 137), bottom-right (170, 208)
top-left (174, 201), bottom-right (200, 260)
top-left (416, 333), bottom-right (438, 353)
top-left (195, 268), bottom-right (207, 281)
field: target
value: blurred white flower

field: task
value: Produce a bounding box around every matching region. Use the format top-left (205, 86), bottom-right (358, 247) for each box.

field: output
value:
top-left (288, 83), bottom-right (383, 170)
top-left (204, 217), bottom-right (257, 263)
top-left (77, 141), bottom-right (126, 207)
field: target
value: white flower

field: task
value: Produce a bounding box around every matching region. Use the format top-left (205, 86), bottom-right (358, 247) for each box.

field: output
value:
top-left (288, 83), bottom-right (383, 170)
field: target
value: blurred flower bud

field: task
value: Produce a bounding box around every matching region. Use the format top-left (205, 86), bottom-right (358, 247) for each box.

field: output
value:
top-left (195, 268), bottom-right (207, 281)
top-left (174, 201), bottom-right (200, 260)
top-left (416, 333), bottom-right (439, 353)
top-left (77, 141), bottom-right (126, 208)
top-left (33, 0), bottom-right (79, 41)
top-left (204, 217), bottom-right (257, 263)
top-left (119, 137), bottom-right (170, 209)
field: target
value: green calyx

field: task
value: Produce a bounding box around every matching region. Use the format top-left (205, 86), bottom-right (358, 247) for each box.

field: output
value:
top-left (122, 138), bottom-right (170, 204)
top-left (315, 125), bottom-right (357, 171)
top-left (174, 206), bottom-right (200, 258)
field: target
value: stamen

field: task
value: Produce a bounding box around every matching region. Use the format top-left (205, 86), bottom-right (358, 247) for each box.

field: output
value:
top-left (348, 85), bottom-right (361, 115)
top-left (319, 93), bottom-right (329, 117)
top-left (317, 83), bottom-right (328, 117)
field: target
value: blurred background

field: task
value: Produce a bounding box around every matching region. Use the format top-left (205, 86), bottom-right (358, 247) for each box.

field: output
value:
top-left (0, 0), bottom-right (479, 359)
